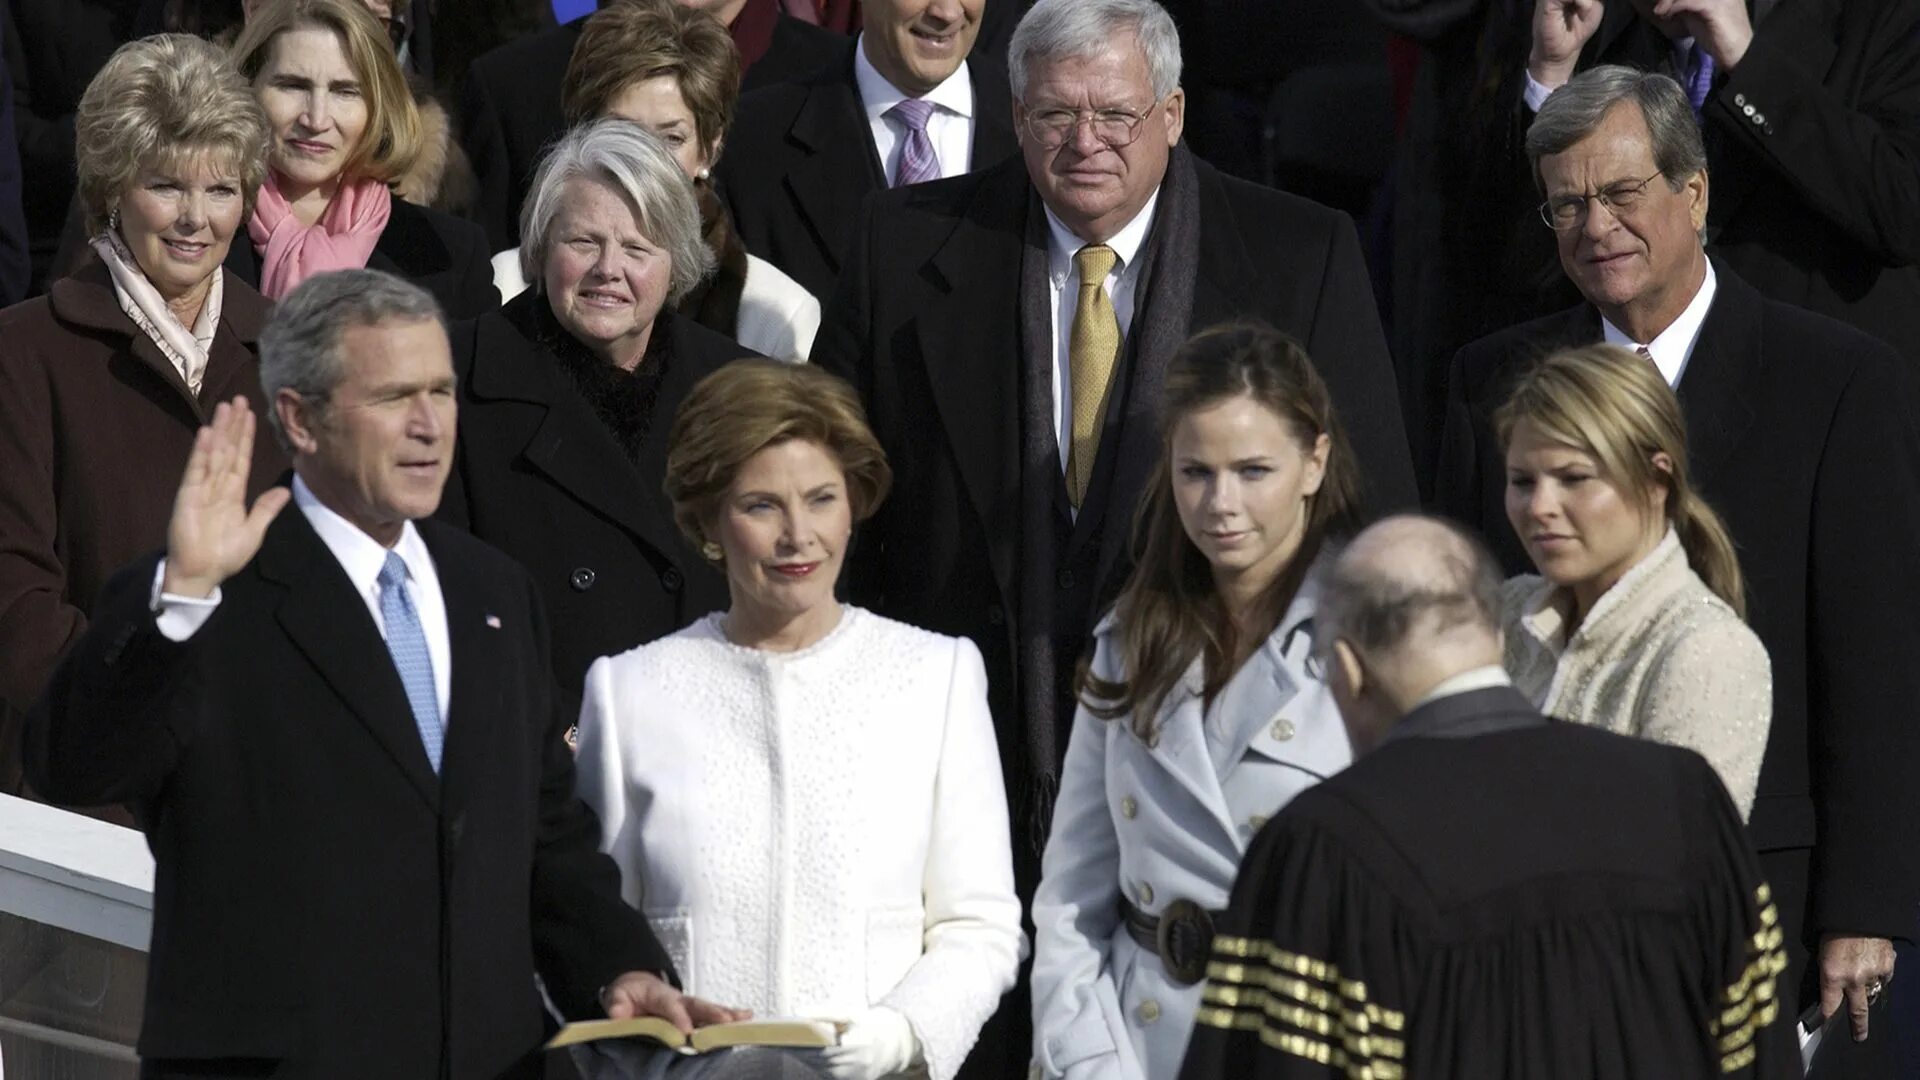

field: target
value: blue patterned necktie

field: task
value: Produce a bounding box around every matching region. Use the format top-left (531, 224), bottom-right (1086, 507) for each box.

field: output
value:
top-left (378, 552), bottom-right (443, 773)
top-left (888, 97), bottom-right (940, 187)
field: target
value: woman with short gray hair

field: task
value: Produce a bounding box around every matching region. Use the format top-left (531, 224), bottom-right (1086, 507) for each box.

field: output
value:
top-left (438, 118), bottom-right (749, 704)
top-left (0, 34), bottom-right (286, 809)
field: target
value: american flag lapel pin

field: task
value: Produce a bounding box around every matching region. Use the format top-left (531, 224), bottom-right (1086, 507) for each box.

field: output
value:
top-left (485, 614), bottom-right (502, 629)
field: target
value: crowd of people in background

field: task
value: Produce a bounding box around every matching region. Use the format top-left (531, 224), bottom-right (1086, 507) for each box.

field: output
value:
top-left (1, 0), bottom-right (1916, 1077)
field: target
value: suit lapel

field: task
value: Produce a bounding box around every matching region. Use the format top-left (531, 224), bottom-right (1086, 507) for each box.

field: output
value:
top-left (258, 509), bottom-right (441, 808)
top-left (1677, 262), bottom-right (1763, 491)
top-left (421, 523), bottom-right (505, 820)
top-left (920, 162), bottom-right (1028, 600)
top-left (969, 60), bottom-right (1018, 168)
top-left (784, 64), bottom-right (885, 277)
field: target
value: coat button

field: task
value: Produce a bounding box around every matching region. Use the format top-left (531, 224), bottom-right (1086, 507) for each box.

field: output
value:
top-left (1120, 796), bottom-right (1137, 820)
top-left (1270, 717), bottom-right (1295, 741)
top-left (1743, 103), bottom-right (1756, 116)
top-left (1753, 112), bottom-right (1765, 124)
top-left (660, 567), bottom-right (683, 592)
top-left (1734, 92), bottom-right (1746, 106)
top-left (1249, 813), bottom-right (1269, 832)
top-left (570, 567), bottom-right (596, 591)
top-left (1137, 882), bottom-right (1154, 905)
top-left (1056, 568), bottom-right (1075, 590)
top-left (1137, 1000), bottom-right (1161, 1025)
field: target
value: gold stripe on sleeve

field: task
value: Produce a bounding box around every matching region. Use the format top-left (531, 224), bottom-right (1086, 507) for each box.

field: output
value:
top-left (1195, 934), bottom-right (1406, 1079)
top-left (1708, 888), bottom-right (1789, 1073)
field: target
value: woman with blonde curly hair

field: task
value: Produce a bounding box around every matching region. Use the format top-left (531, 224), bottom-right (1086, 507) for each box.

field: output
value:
top-left (1497, 343), bottom-right (1772, 816)
top-left (0, 33), bottom-right (284, 820)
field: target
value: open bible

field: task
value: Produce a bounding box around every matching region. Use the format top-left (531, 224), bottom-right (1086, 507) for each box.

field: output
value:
top-left (546, 1016), bottom-right (848, 1054)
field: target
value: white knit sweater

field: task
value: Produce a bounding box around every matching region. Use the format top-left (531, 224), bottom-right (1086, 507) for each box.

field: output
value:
top-left (1501, 529), bottom-right (1773, 817)
top-left (573, 606), bottom-right (1026, 1079)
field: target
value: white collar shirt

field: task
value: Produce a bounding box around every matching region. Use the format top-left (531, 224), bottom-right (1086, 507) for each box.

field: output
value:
top-left (293, 476), bottom-right (452, 722)
top-left (854, 37), bottom-right (975, 186)
top-left (1601, 259), bottom-right (1718, 388)
top-left (1043, 190), bottom-right (1161, 479)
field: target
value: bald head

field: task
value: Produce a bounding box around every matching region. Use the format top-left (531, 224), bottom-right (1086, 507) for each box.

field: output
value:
top-left (1319, 516), bottom-right (1505, 747)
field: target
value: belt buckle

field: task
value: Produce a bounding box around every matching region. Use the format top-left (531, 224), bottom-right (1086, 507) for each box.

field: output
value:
top-left (1156, 898), bottom-right (1215, 987)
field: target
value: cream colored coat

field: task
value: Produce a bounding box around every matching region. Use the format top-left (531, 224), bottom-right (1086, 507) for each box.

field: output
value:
top-left (1501, 529), bottom-right (1773, 816)
top-left (574, 607), bottom-right (1025, 1080)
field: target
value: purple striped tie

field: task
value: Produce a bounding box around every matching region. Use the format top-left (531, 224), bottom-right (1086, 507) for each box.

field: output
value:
top-left (888, 98), bottom-right (940, 187)
top-left (1684, 45), bottom-right (1715, 116)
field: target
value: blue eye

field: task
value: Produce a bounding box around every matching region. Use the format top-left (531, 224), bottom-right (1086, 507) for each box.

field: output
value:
top-left (1238, 465), bottom-right (1272, 480)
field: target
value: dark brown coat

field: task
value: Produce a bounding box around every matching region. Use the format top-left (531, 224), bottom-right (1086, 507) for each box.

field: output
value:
top-left (0, 261), bottom-right (285, 819)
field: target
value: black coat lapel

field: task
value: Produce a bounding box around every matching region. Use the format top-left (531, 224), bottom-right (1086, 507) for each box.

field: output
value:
top-left (1677, 261), bottom-right (1763, 491)
top-left (419, 521), bottom-right (506, 821)
top-left (922, 159), bottom-right (1029, 600)
top-left (785, 64), bottom-right (885, 275)
top-left (257, 508), bottom-right (440, 808)
top-left (970, 60), bottom-right (1018, 167)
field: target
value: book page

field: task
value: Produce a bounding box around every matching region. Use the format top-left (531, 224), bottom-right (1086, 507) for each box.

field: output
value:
top-left (545, 1016), bottom-right (686, 1050)
top-left (689, 1018), bottom-right (847, 1052)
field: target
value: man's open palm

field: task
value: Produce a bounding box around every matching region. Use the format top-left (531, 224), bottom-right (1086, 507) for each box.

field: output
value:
top-left (163, 398), bottom-right (290, 598)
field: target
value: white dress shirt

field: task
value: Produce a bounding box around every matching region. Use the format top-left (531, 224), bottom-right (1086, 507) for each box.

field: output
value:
top-left (1602, 259), bottom-right (1717, 388)
top-left (854, 35), bottom-right (976, 186)
top-left (152, 476), bottom-right (453, 722)
top-left (1043, 191), bottom-right (1160, 475)
top-left (1410, 664), bottom-right (1515, 710)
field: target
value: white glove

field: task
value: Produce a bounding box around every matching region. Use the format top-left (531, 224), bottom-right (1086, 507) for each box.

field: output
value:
top-left (817, 1005), bottom-right (921, 1080)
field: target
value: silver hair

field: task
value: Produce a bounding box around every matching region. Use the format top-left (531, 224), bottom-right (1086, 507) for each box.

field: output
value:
top-left (1315, 517), bottom-right (1504, 660)
top-left (1526, 64), bottom-right (1709, 198)
top-left (1008, 0), bottom-right (1183, 102)
top-left (259, 269), bottom-right (446, 452)
top-left (518, 118), bottom-right (717, 303)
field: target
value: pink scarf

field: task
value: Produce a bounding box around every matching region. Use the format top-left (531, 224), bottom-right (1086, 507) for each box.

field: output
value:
top-left (246, 172), bottom-right (393, 299)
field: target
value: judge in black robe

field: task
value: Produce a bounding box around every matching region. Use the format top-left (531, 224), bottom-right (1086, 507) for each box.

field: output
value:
top-left (1179, 515), bottom-right (1798, 1079)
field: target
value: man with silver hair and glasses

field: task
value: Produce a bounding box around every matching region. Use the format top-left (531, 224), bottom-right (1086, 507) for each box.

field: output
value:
top-left (1178, 515), bottom-right (1796, 1079)
top-left (1436, 64), bottom-right (1920, 1065)
top-left (23, 269), bottom-right (740, 1078)
top-left (815, 0), bottom-right (1412, 994)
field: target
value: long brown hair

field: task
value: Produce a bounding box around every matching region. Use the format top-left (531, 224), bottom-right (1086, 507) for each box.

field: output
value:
top-left (1080, 324), bottom-right (1365, 739)
top-left (1495, 344), bottom-right (1747, 617)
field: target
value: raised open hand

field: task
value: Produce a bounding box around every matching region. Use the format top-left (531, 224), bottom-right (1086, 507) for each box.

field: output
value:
top-left (162, 397), bottom-right (291, 599)
top-left (1529, 0), bottom-right (1605, 90)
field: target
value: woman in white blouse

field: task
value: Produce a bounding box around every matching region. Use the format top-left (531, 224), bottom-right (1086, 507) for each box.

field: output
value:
top-left (574, 358), bottom-right (1025, 1080)
top-left (1497, 344), bottom-right (1771, 816)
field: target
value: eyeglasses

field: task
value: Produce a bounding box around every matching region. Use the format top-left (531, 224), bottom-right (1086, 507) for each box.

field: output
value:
top-left (1538, 171), bottom-right (1667, 231)
top-left (1021, 103), bottom-right (1158, 150)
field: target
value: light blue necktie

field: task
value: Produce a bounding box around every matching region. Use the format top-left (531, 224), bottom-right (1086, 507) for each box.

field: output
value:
top-left (378, 552), bottom-right (443, 773)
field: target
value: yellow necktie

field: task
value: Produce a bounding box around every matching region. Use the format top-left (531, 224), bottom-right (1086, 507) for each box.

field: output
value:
top-left (1068, 244), bottom-right (1120, 507)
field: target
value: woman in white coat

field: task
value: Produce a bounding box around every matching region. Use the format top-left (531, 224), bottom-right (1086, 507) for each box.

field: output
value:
top-left (574, 359), bottom-right (1025, 1080)
top-left (1030, 325), bottom-right (1365, 1080)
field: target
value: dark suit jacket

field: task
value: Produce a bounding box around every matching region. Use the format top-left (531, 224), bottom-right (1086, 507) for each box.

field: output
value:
top-left (457, 7), bottom-right (850, 253)
top-left (437, 300), bottom-right (745, 701)
top-left (718, 49), bottom-right (1019, 304)
top-left (0, 26), bottom-right (29, 306)
top-left (814, 150), bottom-right (1414, 812)
top-left (1435, 260), bottom-right (1920, 1006)
top-left (22, 512), bottom-right (672, 1078)
top-left (0, 264), bottom-right (284, 824)
top-left (221, 197), bottom-right (500, 320)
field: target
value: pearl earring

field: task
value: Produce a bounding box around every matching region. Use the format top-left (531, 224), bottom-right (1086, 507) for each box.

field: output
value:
top-left (701, 541), bottom-right (723, 562)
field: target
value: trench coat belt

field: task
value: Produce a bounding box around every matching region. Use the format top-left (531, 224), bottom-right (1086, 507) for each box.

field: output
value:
top-left (1120, 896), bottom-right (1225, 987)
